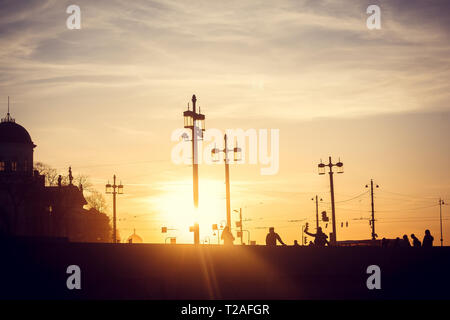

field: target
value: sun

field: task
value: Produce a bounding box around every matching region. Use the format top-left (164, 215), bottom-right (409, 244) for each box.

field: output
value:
top-left (154, 179), bottom-right (228, 243)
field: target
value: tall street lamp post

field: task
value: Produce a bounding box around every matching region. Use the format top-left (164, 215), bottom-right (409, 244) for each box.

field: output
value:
top-left (106, 175), bottom-right (124, 243)
top-left (212, 134), bottom-right (241, 229)
top-left (183, 94), bottom-right (206, 209)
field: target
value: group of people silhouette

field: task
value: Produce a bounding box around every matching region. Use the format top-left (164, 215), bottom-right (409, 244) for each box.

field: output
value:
top-left (220, 224), bottom-right (436, 248)
top-left (381, 229), bottom-right (434, 248)
top-left (264, 226), bottom-right (329, 247)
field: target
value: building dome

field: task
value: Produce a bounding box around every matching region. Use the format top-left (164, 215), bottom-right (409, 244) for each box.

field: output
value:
top-left (0, 121), bottom-right (34, 145)
top-left (0, 104), bottom-right (36, 176)
top-left (127, 229), bottom-right (143, 243)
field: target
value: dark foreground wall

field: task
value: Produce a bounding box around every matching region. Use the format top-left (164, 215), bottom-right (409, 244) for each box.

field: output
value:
top-left (1, 238), bottom-right (449, 300)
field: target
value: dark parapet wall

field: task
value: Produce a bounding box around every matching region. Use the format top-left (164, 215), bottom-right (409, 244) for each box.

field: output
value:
top-left (1, 238), bottom-right (449, 300)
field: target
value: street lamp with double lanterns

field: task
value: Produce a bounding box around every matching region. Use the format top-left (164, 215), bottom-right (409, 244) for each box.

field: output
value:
top-left (105, 175), bottom-right (124, 243)
top-left (318, 157), bottom-right (343, 246)
top-left (212, 134), bottom-right (242, 230)
top-left (183, 94), bottom-right (206, 209)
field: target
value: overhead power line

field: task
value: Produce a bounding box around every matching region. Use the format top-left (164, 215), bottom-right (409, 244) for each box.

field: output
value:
top-left (379, 190), bottom-right (439, 201)
top-left (376, 204), bottom-right (439, 213)
top-left (323, 191), bottom-right (369, 204)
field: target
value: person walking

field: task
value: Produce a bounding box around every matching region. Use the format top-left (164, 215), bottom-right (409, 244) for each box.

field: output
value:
top-left (221, 226), bottom-right (235, 246)
top-left (265, 227), bottom-right (286, 246)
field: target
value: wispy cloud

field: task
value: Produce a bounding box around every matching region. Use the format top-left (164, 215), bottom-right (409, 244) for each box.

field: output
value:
top-left (1, 0), bottom-right (449, 123)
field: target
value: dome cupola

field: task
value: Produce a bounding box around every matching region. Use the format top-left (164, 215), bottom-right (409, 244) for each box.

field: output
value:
top-left (0, 97), bottom-right (35, 176)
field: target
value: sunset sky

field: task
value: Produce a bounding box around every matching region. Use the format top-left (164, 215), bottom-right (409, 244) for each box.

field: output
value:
top-left (1, 0), bottom-right (449, 244)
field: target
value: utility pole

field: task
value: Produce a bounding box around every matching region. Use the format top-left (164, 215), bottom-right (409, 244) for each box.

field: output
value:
top-left (302, 223), bottom-right (309, 246)
top-left (239, 208), bottom-right (243, 245)
top-left (225, 135), bottom-right (231, 228)
top-left (105, 175), bottom-right (124, 243)
top-left (212, 134), bottom-right (241, 229)
top-left (234, 208), bottom-right (244, 245)
top-left (318, 157), bottom-right (344, 246)
top-left (212, 224), bottom-right (220, 244)
top-left (311, 195), bottom-right (322, 230)
top-left (439, 199), bottom-right (445, 247)
top-left (366, 179), bottom-right (379, 241)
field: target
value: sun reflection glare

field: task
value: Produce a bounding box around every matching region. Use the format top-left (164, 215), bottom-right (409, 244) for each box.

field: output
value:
top-left (154, 179), bottom-right (228, 243)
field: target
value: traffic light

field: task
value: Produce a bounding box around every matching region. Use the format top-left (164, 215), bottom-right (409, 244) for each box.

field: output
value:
top-left (237, 231), bottom-right (242, 238)
top-left (321, 211), bottom-right (329, 222)
top-left (304, 237), bottom-right (307, 245)
top-left (235, 221), bottom-right (242, 228)
top-left (161, 227), bottom-right (167, 233)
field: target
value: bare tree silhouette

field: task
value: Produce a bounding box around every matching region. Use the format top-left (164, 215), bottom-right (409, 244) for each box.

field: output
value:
top-left (86, 190), bottom-right (108, 213)
top-left (34, 162), bottom-right (61, 186)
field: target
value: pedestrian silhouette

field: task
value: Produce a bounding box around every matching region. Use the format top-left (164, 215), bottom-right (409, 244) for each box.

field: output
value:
top-left (308, 241), bottom-right (314, 246)
top-left (381, 237), bottom-right (389, 248)
top-left (265, 227), bottom-right (286, 246)
top-left (303, 225), bottom-right (329, 247)
top-left (402, 234), bottom-right (411, 247)
top-left (411, 233), bottom-right (421, 247)
top-left (221, 226), bottom-right (235, 246)
top-left (422, 229), bottom-right (434, 247)
top-left (293, 240), bottom-right (300, 247)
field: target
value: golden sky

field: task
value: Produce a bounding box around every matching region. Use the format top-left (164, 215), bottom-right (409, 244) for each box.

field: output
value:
top-left (1, 0), bottom-right (449, 244)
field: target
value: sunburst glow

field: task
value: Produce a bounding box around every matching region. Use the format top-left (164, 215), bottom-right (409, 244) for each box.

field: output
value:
top-left (153, 179), bottom-right (230, 244)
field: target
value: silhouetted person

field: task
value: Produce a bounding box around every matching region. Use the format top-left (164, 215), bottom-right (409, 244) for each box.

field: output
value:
top-left (265, 227), bottom-right (286, 246)
top-left (221, 226), bottom-right (235, 246)
top-left (308, 241), bottom-right (314, 246)
top-left (422, 229), bottom-right (434, 247)
top-left (381, 237), bottom-right (389, 248)
top-left (402, 234), bottom-right (411, 247)
top-left (411, 234), bottom-right (421, 247)
top-left (293, 240), bottom-right (300, 247)
top-left (304, 226), bottom-right (329, 247)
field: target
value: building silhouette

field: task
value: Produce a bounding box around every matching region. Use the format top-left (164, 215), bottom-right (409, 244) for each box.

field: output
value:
top-left (0, 108), bottom-right (110, 241)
